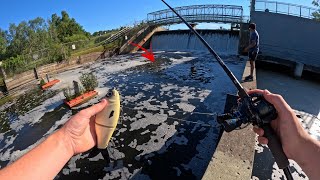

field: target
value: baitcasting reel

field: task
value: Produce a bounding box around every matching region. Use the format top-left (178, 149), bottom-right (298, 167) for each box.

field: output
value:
top-left (217, 94), bottom-right (277, 132)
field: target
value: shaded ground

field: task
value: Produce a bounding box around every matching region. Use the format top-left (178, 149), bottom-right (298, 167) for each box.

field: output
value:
top-left (252, 67), bottom-right (320, 180)
top-left (0, 51), bottom-right (246, 179)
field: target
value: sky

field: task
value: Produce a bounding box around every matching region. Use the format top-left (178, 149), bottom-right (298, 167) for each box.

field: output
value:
top-left (0, 0), bottom-right (316, 33)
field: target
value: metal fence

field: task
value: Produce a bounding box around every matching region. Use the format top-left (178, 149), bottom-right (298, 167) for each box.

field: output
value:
top-left (255, 0), bottom-right (318, 19)
top-left (147, 4), bottom-right (248, 25)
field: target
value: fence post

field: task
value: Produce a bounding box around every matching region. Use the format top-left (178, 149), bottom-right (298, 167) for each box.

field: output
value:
top-left (33, 68), bottom-right (39, 79)
top-left (46, 74), bottom-right (50, 82)
top-left (300, 6), bottom-right (302, 17)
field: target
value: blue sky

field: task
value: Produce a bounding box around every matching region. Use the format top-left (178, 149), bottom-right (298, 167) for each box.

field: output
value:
top-left (0, 0), bottom-right (316, 33)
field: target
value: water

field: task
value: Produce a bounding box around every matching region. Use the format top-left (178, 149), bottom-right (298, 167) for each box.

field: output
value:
top-left (0, 52), bottom-right (246, 178)
top-left (151, 30), bottom-right (239, 54)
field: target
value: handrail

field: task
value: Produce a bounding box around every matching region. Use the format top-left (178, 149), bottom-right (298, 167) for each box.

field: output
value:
top-left (255, 0), bottom-right (318, 19)
top-left (147, 4), bottom-right (247, 25)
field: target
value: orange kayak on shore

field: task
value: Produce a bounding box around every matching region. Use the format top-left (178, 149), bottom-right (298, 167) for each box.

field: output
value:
top-left (41, 79), bottom-right (60, 90)
top-left (64, 90), bottom-right (98, 108)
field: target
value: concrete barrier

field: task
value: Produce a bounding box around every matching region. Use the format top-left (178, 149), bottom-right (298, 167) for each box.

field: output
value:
top-left (202, 61), bottom-right (257, 180)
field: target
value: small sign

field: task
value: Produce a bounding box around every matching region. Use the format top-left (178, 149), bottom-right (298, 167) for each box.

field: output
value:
top-left (72, 44), bottom-right (76, 50)
top-left (125, 36), bottom-right (128, 40)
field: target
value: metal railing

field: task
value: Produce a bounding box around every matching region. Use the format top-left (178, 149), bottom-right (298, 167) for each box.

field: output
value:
top-left (147, 4), bottom-right (248, 25)
top-left (255, 0), bottom-right (318, 19)
top-left (103, 27), bottom-right (132, 45)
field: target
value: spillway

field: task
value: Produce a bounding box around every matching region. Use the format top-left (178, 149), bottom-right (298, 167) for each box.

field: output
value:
top-left (151, 30), bottom-right (239, 55)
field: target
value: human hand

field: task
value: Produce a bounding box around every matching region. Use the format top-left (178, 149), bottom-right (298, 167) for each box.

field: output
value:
top-left (249, 89), bottom-right (308, 159)
top-left (243, 47), bottom-right (249, 53)
top-left (60, 99), bottom-right (108, 155)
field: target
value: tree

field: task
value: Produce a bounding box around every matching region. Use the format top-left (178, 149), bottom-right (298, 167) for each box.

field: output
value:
top-left (0, 28), bottom-right (8, 59)
top-left (1, 10), bottom-right (93, 75)
top-left (49, 11), bottom-right (89, 43)
top-left (6, 22), bottom-right (30, 57)
top-left (313, 0), bottom-right (320, 21)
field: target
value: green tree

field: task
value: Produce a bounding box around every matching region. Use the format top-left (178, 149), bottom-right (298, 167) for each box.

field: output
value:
top-left (1, 10), bottom-right (93, 75)
top-left (0, 28), bottom-right (8, 59)
top-left (6, 22), bottom-right (30, 57)
top-left (50, 11), bottom-right (89, 43)
top-left (313, 0), bottom-right (320, 21)
top-left (27, 17), bottom-right (49, 54)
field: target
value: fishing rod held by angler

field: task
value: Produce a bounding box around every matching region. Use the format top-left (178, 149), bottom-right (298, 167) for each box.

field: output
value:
top-left (161, 1), bottom-right (293, 180)
top-left (160, 0), bottom-right (248, 98)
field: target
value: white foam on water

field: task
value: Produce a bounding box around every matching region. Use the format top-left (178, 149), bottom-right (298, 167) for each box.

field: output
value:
top-left (9, 92), bottom-right (63, 132)
top-left (135, 121), bottom-right (179, 157)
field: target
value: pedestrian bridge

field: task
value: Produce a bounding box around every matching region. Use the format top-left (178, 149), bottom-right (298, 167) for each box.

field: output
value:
top-left (147, 4), bottom-right (249, 25)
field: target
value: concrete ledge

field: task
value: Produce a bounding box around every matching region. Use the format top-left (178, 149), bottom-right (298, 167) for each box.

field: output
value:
top-left (202, 61), bottom-right (256, 180)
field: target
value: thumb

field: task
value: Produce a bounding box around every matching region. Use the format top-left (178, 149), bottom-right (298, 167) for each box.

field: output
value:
top-left (79, 99), bottom-right (108, 118)
top-left (262, 90), bottom-right (290, 111)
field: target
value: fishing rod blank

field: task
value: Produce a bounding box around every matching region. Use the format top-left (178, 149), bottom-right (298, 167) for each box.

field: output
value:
top-left (160, 0), bottom-right (248, 99)
top-left (160, 1), bottom-right (293, 180)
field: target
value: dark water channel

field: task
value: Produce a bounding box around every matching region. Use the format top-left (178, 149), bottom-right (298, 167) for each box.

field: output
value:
top-left (0, 52), bottom-right (246, 179)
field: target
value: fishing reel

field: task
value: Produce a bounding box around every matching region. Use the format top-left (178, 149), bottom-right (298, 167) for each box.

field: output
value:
top-left (217, 94), bottom-right (277, 132)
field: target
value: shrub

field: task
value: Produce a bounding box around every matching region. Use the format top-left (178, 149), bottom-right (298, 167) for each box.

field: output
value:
top-left (39, 78), bottom-right (46, 86)
top-left (79, 72), bottom-right (98, 92)
top-left (2, 55), bottom-right (25, 73)
top-left (48, 43), bottom-right (70, 63)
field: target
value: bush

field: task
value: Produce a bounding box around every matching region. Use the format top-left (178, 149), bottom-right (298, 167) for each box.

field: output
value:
top-left (39, 78), bottom-right (46, 86)
top-left (48, 43), bottom-right (69, 63)
top-left (80, 72), bottom-right (98, 92)
top-left (2, 55), bottom-right (26, 73)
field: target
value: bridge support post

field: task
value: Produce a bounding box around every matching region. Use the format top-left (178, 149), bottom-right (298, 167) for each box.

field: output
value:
top-left (294, 62), bottom-right (304, 78)
top-left (238, 23), bottom-right (250, 55)
top-left (251, 0), bottom-right (256, 13)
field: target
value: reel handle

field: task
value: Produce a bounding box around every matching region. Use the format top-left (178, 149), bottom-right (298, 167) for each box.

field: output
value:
top-left (261, 124), bottom-right (290, 169)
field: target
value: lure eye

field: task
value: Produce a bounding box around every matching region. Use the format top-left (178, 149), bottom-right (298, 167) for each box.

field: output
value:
top-left (106, 90), bottom-right (113, 97)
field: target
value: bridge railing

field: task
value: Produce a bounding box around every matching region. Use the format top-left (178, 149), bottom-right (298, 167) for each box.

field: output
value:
top-left (255, 0), bottom-right (318, 19)
top-left (147, 4), bottom-right (248, 25)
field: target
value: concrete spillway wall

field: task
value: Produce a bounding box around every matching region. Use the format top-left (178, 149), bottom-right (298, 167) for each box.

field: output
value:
top-left (151, 30), bottom-right (239, 55)
top-left (251, 11), bottom-right (320, 70)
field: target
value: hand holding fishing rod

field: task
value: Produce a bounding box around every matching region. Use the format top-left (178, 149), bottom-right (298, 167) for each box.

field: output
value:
top-left (160, 0), bottom-right (292, 179)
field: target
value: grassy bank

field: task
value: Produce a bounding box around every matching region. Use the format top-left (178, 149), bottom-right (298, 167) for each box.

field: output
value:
top-left (0, 95), bottom-right (14, 107)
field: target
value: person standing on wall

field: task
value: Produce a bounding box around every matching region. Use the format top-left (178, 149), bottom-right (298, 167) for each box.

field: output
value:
top-left (244, 23), bottom-right (259, 81)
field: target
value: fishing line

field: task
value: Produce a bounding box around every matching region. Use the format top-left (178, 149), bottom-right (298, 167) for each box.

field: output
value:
top-left (120, 105), bottom-right (216, 128)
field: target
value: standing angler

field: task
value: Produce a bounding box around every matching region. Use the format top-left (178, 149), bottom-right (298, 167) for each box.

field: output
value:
top-left (244, 23), bottom-right (259, 81)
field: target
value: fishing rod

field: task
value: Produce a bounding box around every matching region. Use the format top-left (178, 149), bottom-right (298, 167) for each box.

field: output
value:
top-left (161, 1), bottom-right (293, 180)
